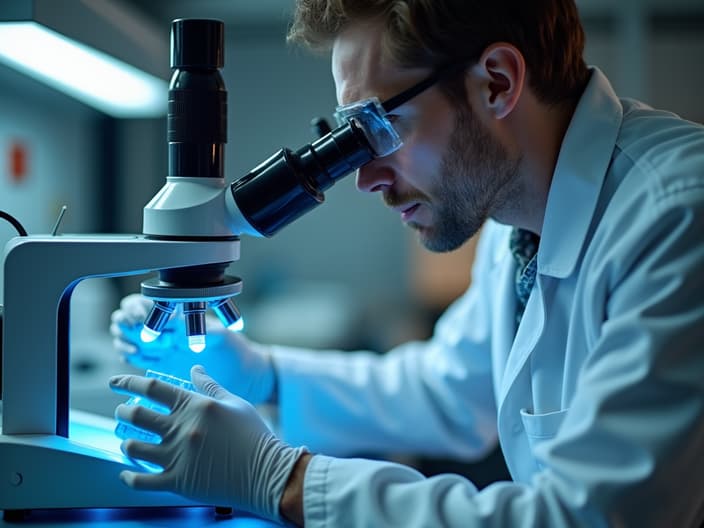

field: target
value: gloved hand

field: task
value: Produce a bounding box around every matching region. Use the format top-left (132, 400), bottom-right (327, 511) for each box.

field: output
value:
top-left (110, 366), bottom-right (307, 522)
top-left (110, 293), bottom-right (276, 404)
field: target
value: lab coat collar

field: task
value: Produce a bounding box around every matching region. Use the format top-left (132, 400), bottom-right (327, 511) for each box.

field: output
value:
top-left (538, 67), bottom-right (623, 278)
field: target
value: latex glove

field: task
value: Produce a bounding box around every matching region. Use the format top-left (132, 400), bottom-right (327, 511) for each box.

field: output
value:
top-left (110, 366), bottom-right (307, 522)
top-left (110, 293), bottom-right (276, 404)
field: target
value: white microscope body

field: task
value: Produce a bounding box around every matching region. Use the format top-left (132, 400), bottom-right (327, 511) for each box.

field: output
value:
top-left (0, 235), bottom-right (239, 510)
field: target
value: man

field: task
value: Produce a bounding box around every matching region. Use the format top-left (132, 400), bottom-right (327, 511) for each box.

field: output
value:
top-left (109, 1), bottom-right (704, 526)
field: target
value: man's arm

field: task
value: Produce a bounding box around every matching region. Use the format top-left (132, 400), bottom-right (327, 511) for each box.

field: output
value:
top-left (280, 453), bottom-right (313, 526)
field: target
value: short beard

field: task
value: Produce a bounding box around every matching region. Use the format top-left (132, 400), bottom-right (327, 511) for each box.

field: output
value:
top-left (416, 103), bottom-right (521, 252)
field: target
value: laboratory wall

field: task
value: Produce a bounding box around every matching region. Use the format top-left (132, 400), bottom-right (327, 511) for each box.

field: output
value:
top-left (579, 6), bottom-right (704, 123)
top-left (0, 64), bottom-right (103, 301)
top-left (0, 61), bottom-right (131, 415)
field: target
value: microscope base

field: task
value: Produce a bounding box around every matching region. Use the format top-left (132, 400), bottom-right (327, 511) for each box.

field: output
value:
top-left (0, 410), bottom-right (197, 510)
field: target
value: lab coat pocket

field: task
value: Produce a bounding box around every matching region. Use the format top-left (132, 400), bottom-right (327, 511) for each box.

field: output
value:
top-left (520, 408), bottom-right (570, 468)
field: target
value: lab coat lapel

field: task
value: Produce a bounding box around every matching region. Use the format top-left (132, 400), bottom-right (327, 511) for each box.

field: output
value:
top-left (498, 277), bottom-right (546, 405)
top-left (489, 229), bottom-right (517, 405)
top-left (495, 67), bottom-right (622, 408)
top-left (493, 268), bottom-right (547, 481)
top-left (539, 67), bottom-right (623, 279)
top-left (488, 232), bottom-right (545, 409)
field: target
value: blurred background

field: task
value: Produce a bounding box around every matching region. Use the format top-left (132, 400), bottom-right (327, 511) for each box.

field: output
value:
top-left (0, 0), bottom-right (702, 487)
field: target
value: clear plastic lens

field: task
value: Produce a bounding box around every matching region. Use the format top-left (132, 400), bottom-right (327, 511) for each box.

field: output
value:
top-left (188, 334), bottom-right (206, 353)
top-left (140, 325), bottom-right (160, 343)
top-left (334, 97), bottom-right (402, 157)
top-left (227, 318), bottom-right (244, 332)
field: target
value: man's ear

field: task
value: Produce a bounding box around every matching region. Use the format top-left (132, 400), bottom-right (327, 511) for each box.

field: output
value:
top-left (472, 43), bottom-right (526, 119)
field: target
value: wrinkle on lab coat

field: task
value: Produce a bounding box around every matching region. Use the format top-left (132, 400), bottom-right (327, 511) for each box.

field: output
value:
top-left (272, 68), bottom-right (704, 527)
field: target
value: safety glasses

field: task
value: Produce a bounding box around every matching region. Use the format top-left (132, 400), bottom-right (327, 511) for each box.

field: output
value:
top-left (333, 63), bottom-right (466, 158)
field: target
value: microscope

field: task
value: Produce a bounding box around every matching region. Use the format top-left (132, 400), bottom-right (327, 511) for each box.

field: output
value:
top-left (0, 18), bottom-right (399, 513)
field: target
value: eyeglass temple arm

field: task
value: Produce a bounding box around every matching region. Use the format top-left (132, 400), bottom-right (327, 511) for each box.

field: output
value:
top-left (381, 72), bottom-right (444, 113)
top-left (380, 62), bottom-right (468, 113)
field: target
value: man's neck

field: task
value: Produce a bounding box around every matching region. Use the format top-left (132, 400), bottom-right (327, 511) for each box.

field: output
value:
top-left (502, 95), bottom-right (579, 235)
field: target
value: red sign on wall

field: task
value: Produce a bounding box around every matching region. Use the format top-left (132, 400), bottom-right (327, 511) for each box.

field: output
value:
top-left (9, 141), bottom-right (29, 183)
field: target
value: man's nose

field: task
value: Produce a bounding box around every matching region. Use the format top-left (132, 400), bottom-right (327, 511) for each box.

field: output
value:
top-left (356, 160), bottom-right (395, 193)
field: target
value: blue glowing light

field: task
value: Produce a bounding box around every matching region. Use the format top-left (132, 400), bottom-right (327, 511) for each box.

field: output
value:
top-left (188, 334), bottom-right (206, 353)
top-left (227, 317), bottom-right (245, 332)
top-left (140, 326), bottom-right (160, 343)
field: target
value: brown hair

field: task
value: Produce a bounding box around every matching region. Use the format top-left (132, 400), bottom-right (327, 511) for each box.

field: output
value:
top-left (288, 0), bottom-right (589, 105)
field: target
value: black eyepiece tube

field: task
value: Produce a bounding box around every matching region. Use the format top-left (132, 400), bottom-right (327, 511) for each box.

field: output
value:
top-left (168, 19), bottom-right (227, 178)
top-left (229, 121), bottom-right (374, 237)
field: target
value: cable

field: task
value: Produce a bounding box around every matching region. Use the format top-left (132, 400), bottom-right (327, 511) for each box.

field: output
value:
top-left (0, 210), bottom-right (28, 236)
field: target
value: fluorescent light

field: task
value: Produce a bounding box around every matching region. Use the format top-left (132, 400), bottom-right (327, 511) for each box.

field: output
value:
top-left (0, 21), bottom-right (168, 117)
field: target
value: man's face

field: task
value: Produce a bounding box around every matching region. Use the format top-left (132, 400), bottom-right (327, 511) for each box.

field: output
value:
top-left (332, 22), bottom-right (521, 252)
top-left (387, 99), bottom-right (521, 252)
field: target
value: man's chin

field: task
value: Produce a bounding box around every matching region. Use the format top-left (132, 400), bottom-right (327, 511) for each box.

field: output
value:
top-left (411, 225), bottom-right (448, 253)
top-left (411, 224), bottom-right (472, 253)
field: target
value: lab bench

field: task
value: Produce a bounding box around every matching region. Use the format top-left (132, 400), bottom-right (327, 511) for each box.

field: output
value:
top-left (0, 407), bottom-right (279, 527)
top-left (0, 507), bottom-right (279, 527)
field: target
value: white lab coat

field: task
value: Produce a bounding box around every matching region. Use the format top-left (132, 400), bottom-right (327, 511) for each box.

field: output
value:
top-left (271, 68), bottom-right (704, 527)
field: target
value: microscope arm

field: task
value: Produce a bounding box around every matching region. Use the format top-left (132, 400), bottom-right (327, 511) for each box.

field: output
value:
top-left (1, 235), bottom-right (238, 436)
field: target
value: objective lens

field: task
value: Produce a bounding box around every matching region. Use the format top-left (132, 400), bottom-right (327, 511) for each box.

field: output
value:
top-left (228, 318), bottom-right (244, 332)
top-left (210, 297), bottom-right (242, 331)
top-left (183, 301), bottom-right (207, 352)
top-left (142, 301), bottom-right (177, 342)
top-left (140, 326), bottom-right (161, 343)
top-left (187, 334), bottom-right (206, 353)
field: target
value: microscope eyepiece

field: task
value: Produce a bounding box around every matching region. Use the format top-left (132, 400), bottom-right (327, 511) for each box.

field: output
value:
top-left (168, 19), bottom-right (227, 179)
top-left (228, 120), bottom-right (375, 237)
top-left (171, 19), bottom-right (224, 69)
